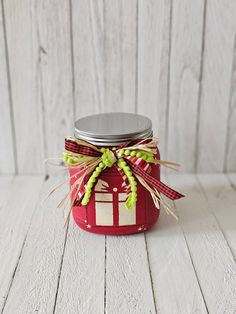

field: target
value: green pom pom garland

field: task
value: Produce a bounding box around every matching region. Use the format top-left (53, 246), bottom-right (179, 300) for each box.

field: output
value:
top-left (117, 157), bottom-right (137, 209)
top-left (81, 162), bottom-right (106, 205)
top-left (63, 151), bottom-right (84, 165)
top-left (81, 147), bottom-right (117, 206)
top-left (64, 146), bottom-right (155, 208)
top-left (117, 149), bottom-right (154, 163)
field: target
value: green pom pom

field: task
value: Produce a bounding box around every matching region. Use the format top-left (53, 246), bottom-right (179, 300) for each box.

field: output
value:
top-left (147, 156), bottom-right (154, 162)
top-left (99, 162), bottom-right (105, 168)
top-left (131, 193), bottom-right (137, 201)
top-left (87, 181), bottom-right (93, 188)
top-left (126, 171), bottom-right (132, 177)
top-left (101, 149), bottom-right (116, 167)
top-left (131, 185), bottom-right (137, 192)
top-left (119, 149), bottom-right (124, 155)
top-left (68, 158), bottom-right (75, 164)
top-left (130, 151), bottom-right (136, 156)
top-left (136, 152), bottom-right (142, 158)
top-left (125, 194), bottom-right (136, 210)
top-left (81, 196), bottom-right (89, 205)
top-left (96, 166), bottom-right (102, 172)
top-left (125, 150), bottom-right (130, 156)
top-left (124, 166), bottom-right (130, 172)
top-left (100, 148), bottom-right (106, 153)
top-left (129, 176), bottom-right (135, 183)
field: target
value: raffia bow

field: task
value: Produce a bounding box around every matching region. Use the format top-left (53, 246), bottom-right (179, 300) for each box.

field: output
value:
top-left (61, 136), bottom-right (184, 221)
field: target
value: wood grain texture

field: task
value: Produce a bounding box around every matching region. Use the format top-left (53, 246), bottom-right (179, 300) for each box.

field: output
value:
top-left (167, 0), bottom-right (205, 172)
top-left (146, 175), bottom-right (207, 314)
top-left (2, 176), bottom-right (68, 314)
top-left (103, 0), bottom-right (137, 112)
top-left (34, 0), bottom-right (74, 173)
top-left (168, 174), bottom-right (236, 314)
top-left (3, 0), bottom-right (45, 174)
top-left (3, 0), bottom-right (74, 174)
top-left (72, 0), bottom-right (137, 119)
top-left (105, 234), bottom-right (156, 313)
top-left (55, 220), bottom-right (105, 314)
top-left (197, 0), bottom-right (236, 172)
top-left (0, 2), bottom-right (15, 174)
top-left (225, 36), bottom-right (236, 172)
top-left (0, 176), bottom-right (44, 312)
top-left (0, 174), bottom-right (236, 311)
top-left (197, 174), bottom-right (236, 258)
top-left (0, 176), bottom-right (14, 215)
top-left (137, 0), bottom-right (171, 156)
top-left (71, 0), bottom-right (105, 117)
top-left (2, 1), bottom-right (236, 173)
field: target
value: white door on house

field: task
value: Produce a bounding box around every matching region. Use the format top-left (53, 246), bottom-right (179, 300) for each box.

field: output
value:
top-left (118, 193), bottom-right (136, 226)
top-left (94, 179), bottom-right (113, 226)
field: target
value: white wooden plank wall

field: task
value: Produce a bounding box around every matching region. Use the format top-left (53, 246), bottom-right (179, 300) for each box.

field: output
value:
top-left (1, 0), bottom-right (236, 174)
top-left (197, 0), bottom-right (236, 173)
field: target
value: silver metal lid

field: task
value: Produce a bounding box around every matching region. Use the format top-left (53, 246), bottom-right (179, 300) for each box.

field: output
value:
top-left (74, 112), bottom-right (152, 146)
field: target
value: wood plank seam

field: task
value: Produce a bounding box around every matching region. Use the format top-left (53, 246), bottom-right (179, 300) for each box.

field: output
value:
top-left (53, 219), bottom-right (70, 313)
top-left (69, 0), bottom-right (76, 121)
top-left (38, 58), bottom-right (47, 175)
top-left (194, 0), bottom-right (208, 173)
top-left (1, 236), bottom-right (27, 313)
top-left (1, 175), bottom-right (73, 313)
top-left (223, 36), bottom-right (236, 172)
top-left (144, 233), bottom-right (157, 314)
top-left (104, 235), bottom-right (107, 314)
top-left (196, 175), bottom-right (236, 262)
top-left (89, 0), bottom-right (103, 113)
top-left (167, 1), bottom-right (206, 172)
top-left (174, 214), bottom-right (209, 313)
top-left (168, 175), bottom-right (210, 313)
top-left (169, 174), bottom-right (236, 313)
top-left (0, 176), bottom-right (45, 312)
top-left (165, 0), bottom-right (173, 159)
top-left (134, 0), bottom-right (138, 114)
top-left (1, 0), bottom-right (17, 175)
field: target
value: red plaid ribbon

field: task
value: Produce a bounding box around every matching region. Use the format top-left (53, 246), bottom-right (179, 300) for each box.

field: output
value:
top-left (65, 138), bottom-right (184, 202)
top-left (125, 160), bottom-right (183, 200)
top-left (65, 139), bottom-right (100, 157)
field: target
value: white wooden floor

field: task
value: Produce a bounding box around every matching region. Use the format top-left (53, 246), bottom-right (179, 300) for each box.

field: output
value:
top-left (0, 174), bottom-right (236, 314)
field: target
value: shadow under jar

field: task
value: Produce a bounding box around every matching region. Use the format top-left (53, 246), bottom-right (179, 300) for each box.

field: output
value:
top-left (69, 112), bottom-right (160, 235)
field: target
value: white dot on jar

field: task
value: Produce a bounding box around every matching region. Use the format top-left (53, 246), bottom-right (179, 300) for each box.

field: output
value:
top-left (113, 187), bottom-right (118, 192)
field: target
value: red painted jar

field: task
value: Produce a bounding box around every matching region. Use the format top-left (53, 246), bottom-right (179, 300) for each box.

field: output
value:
top-left (69, 113), bottom-right (160, 235)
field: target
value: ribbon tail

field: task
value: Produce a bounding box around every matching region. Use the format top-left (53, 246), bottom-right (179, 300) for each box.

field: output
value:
top-left (128, 163), bottom-right (185, 200)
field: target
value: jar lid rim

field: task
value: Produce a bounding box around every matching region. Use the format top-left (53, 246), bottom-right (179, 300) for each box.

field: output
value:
top-left (74, 112), bottom-right (152, 146)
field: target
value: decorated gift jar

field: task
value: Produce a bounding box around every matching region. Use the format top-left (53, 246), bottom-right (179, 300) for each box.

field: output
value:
top-left (63, 112), bottom-right (184, 235)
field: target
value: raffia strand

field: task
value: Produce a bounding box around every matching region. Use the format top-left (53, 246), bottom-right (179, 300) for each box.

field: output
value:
top-left (135, 174), bottom-right (178, 220)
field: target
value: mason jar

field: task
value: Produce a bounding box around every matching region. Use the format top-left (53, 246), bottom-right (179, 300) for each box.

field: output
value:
top-left (68, 112), bottom-right (160, 235)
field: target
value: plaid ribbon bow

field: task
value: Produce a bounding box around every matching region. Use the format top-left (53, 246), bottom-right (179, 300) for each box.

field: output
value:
top-left (65, 138), bottom-right (184, 207)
